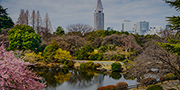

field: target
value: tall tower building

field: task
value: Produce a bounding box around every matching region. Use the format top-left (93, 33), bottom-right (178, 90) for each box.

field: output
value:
top-left (122, 20), bottom-right (134, 34)
top-left (94, 0), bottom-right (104, 30)
top-left (136, 21), bottom-right (149, 35)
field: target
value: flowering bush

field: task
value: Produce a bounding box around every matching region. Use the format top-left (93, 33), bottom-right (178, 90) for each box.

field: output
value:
top-left (0, 43), bottom-right (46, 90)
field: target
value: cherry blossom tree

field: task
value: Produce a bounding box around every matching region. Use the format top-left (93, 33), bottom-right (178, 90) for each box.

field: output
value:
top-left (0, 39), bottom-right (46, 89)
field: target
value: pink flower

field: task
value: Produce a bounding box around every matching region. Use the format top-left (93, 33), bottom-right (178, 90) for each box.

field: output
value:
top-left (2, 74), bottom-right (9, 79)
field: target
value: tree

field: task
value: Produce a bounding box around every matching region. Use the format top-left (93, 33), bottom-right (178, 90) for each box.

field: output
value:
top-left (67, 23), bottom-right (94, 35)
top-left (24, 10), bottom-right (29, 25)
top-left (0, 40), bottom-right (46, 89)
top-left (36, 10), bottom-right (42, 34)
top-left (43, 13), bottom-right (52, 33)
top-left (54, 26), bottom-right (65, 36)
top-left (31, 10), bottom-right (36, 30)
top-left (7, 25), bottom-right (41, 51)
top-left (75, 44), bottom-right (94, 60)
top-left (16, 9), bottom-right (25, 25)
top-left (53, 48), bottom-right (72, 62)
top-left (164, 0), bottom-right (180, 30)
top-left (127, 42), bottom-right (180, 81)
top-left (0, 5), bottom-right (14, 30)
top-left (43, 40), bottom-right (59, 62)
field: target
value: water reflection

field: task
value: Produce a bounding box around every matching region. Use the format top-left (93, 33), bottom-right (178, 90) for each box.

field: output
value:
top-left (110, 72), bottom-right (122, 80)
top-left (68, 69), bottom-right (96, 88)
top-left (33, 67), bottom-right (137, 90)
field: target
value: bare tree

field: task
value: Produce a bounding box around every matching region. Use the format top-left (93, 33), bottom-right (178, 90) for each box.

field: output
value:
top-left (16, 9), bottom-right (25, 25)
top-left (43, 13), bottom-right (52, 33)
top-left (121, 33), bottom-right (142, 53)
top-left (66, 23), bottom-right (94, 35)
top-left (30, 10), bottom-right (36, 30)
top-left (127, 42), bottom-right (180, 81)
top-left (24, 10), bottom-right (29, 25)
top-left (36, 10), bottom-right (42, 34)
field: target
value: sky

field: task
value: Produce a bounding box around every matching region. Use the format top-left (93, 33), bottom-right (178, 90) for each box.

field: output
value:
top-left (0, 0), bottom-right (179, 32)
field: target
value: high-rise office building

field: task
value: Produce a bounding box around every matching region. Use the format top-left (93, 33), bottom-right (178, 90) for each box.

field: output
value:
top-left (136, 21), bottom-right (149, 35)
top-left (122, 20), bottom-right (134, 34)
top-left (94, 0), bottom-right (104, 30)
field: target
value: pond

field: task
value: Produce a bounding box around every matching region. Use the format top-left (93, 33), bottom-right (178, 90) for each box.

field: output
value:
top-left (33, 67), bottom-right (138, 90)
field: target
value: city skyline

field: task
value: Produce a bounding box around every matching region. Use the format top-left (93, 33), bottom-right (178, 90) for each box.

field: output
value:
top-left (1, 0), bottom-right (179, 32)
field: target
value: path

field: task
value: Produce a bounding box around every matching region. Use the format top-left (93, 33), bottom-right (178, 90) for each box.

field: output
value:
top-left (130, 80), bottom-right (180, 90)
top-left (72, 60), bottom-right (123, 70)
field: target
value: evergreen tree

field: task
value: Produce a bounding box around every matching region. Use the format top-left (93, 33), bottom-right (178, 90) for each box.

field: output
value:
top-left (7, 25), bottom-right (41, 51)
top-left (165, 0), bottom-right (180, 30)
top-left (54, 26), bottom-right (65, 37)
top-left (0, 5), bottom-right (14, 30)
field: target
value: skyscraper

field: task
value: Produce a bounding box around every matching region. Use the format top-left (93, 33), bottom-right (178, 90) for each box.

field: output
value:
top-left (122, 20), bottom-right (134, 34)
top-left (94, 0), bottom-right (104, 30)
top-left (136, 21), bottom-right (149, 35)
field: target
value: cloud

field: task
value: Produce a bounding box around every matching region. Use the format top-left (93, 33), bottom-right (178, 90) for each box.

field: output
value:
top-left (1, 0), bottom-right (179, 31)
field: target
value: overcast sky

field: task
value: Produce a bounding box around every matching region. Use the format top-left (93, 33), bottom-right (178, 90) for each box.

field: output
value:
top-left (1, 0), bottom-right (179, 32)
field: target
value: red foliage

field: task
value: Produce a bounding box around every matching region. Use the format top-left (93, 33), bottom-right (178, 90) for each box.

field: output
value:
top-left (115, 82), bottom-right (128, 90)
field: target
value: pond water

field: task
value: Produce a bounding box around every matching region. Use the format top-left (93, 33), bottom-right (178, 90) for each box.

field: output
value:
top-left (33, 67), bottom-right (138, 90)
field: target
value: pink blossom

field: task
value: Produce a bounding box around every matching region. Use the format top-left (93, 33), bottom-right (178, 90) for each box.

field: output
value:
top-left (0, 43), bottom-right (46, 90)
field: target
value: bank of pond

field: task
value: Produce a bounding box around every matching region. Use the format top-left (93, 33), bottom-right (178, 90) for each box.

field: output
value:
top-left (32, 67), bottom-right (137, 90)
top-left (32, 66), bottom-right (178, 90)
top-left (31, 60), bottom-right (179, 90)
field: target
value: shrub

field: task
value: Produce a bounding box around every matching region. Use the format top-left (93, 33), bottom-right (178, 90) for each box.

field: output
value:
top-left (80, 62), bottom-right (100, 69)
top-left (97, 53), bottom-right (103, 60)
top-left (141, 78), bottom-right (156, 86)
top-left (111, 62), bottom-right (122, 72)
top-left (146, 85), bottom-right (163, 90)
top-left (99, 45), bottom-right (108, 53)
top-left (117, 54), bottom-right (126, 61)
top-left (67, 61), bottom-right (75, 68)
top-left (97, 85), bottom-right (116, 90)
top-left (63, 60), bottom-right (75, 68)
top-left (115, 82), bottom-right (128, 90)
top-left (80, 63), bottom-right (86, 69)
top-left (85, 61), bottom-right (94, 69)
top-left (89, 53), bottom-right (99, 60)
top-left (75, 44), bottom-right (94, 60)
top-left (105, 85), bottom-right (116, 90)
top-left (165, 73), bottom-right (177, 80)
top-left (53, 48), bottom-right (72, 62)
top-left (92, 63), bottom-right (102, 69)
top-left (43, 40), bottom-right (59, 62)
top-left (24, 52), bottom-right (44, 63)
top-left (97, 86), bottom-right (106, 90)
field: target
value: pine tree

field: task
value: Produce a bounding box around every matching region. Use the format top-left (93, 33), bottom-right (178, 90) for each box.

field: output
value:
top-left (0, 5), bottom-right (14, 30)
top-left (165, 0), bottom-right (180, 30)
